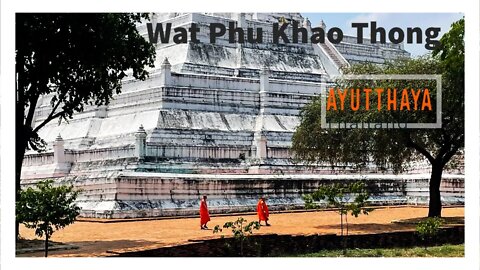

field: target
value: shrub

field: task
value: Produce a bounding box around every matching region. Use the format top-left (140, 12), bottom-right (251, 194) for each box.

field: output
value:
top-left (416, 217), bottom-right (444, 249)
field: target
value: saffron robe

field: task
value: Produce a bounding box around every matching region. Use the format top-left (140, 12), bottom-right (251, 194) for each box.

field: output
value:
top-left (200, 199), bottom-right (210, 225)
top-left (257, 200), bottom-right (269, 221)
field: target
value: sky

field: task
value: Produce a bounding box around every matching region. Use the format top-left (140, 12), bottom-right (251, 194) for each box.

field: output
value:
top-left (302, 13), bottom-right (464, 56)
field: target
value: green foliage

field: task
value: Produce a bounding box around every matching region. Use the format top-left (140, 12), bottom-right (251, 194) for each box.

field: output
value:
top-left (304, 181), bottom-right (372, 216)
top-left (213, 217), bottom-right (261, 239)
top-left (304, 181), bottom-right (373, 236)
top-left (432, 18), bottom-right (464, 152)
top-left (213, 217), bottom-right (261, 256)
top-left (433, 18), bottom-right (464, 82)
top-left (16, 180), bottom-right (81, 256)
top-left (416, 217), bottom-right (444, 248)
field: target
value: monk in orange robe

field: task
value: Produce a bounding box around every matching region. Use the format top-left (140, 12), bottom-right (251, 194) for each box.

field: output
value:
top-left (200, 195), bottom-right (210, 230)
top-left (257, 197), bottom-right (270, 226)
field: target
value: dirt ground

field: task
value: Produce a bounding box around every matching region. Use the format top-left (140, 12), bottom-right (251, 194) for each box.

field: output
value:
top-left (18, 206), bottom-right (464, 257)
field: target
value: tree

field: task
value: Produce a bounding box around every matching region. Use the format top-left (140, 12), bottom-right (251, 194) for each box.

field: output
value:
top-left (292, 19), bottom-right (464, 218)
top-left (16, 13), bottom-right (156, 238)
top-left (304, 181), bottom-right (373, 237)
top-left (213, 217), bottom-right (261, 256)
top-left (16, 180), bottom-right (81, 257)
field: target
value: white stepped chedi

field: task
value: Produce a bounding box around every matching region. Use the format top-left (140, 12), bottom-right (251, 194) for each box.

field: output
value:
top-left (21, 13), bottom-right (463, 218)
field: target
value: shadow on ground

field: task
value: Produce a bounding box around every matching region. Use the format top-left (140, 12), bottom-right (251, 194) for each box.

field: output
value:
top-left (17, 239), bottom-right (161, 257)
top-left (313, 223), bottom-right (413, 232)
top-left (392, 216), bottom-right (464, 225)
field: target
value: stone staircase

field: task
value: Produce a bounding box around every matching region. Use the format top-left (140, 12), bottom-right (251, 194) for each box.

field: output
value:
top-left (318, 40), bottom-right (350, 70)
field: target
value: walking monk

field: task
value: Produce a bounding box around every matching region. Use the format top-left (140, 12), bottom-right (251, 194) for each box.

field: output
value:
top-left (257, 196), bottom-right (270, 226)
top-left (200, 195), bottom-right (210, 230)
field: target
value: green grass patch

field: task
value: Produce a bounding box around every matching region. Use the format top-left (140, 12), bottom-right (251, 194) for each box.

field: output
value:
top-left (290, 244), bottom-right (464, 257)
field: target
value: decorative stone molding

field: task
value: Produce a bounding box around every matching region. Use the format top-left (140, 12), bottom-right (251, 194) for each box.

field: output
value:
top-left (160, 58), bottom-right (172, 86)
top-left (235, 12), bottom-right (246, 28)
top-left (50, 134), bottom-right (72, 176)
top-left (53, 134), bottom-right (65, 164)
top-left (259, 66), bottom-right (269, 94)
top-left (256, 134), bottom-right (267, 159)
top-left (135, 125), bottom-right (147, 160)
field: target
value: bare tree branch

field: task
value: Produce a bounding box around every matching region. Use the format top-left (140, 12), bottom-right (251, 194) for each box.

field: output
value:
top-left (33, 101), bottom-right (63, 133)
top-left (404, 133), bottom-right (435, 164)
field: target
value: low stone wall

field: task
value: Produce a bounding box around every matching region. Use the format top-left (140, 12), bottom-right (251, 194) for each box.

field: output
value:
top-left (114, 226), bottom-right (464, 257)
top-left (67, 172), bottom-right (464, 219)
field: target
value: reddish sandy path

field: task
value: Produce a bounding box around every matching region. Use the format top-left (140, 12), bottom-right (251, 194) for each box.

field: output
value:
top-left (18, 206), bottom-right (464, 257)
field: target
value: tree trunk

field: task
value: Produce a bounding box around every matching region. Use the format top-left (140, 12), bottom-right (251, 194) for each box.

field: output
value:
top-left (45, 233), bottom-right (49, 257)
top-left (16, 123), bottom-right (28, 240)
top-left (428, 162), bottom-right (443, 217)
top-left (340, 212), bottom-right (344, 236)
top-left (345, 213), bottom-right (349, 236)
